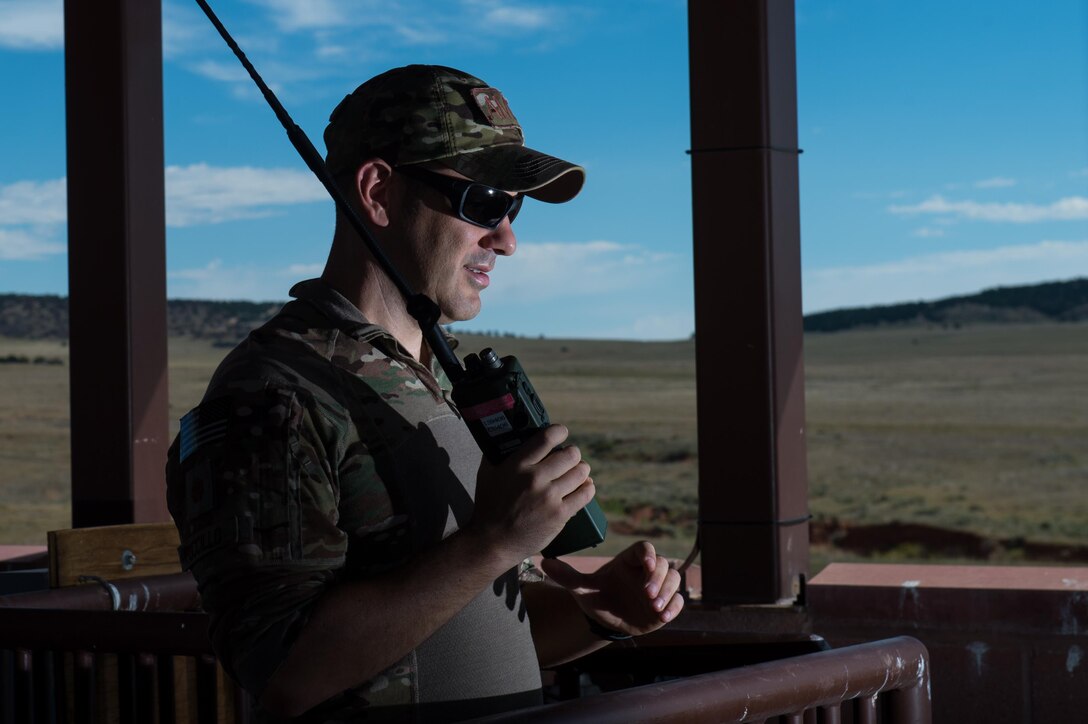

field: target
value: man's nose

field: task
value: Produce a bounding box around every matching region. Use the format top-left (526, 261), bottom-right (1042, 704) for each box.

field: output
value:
top-left (484, 217), bottom-right (517, 256)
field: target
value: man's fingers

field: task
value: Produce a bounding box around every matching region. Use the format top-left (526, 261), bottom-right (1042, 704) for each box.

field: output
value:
top-left (519, 424), bottom-right (571, 466)
top-left (653, 566), bottom-right (683, 609)
top-left (619, 540), bottom-right (658, 573)
top-left (659, 591), bottom-right (684, 623)
top-left (541, 445), bottom-right (586, 483)
top-left (644, 554), bottom-right (670, 600)
top-left (558, 472), bottom-right (595, 513)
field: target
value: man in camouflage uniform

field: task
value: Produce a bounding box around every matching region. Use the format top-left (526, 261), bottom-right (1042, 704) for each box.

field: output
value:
top-left (166, 65), bottom-right (684, 722)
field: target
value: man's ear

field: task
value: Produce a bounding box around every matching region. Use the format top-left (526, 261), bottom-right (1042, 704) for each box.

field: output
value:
top-left (352, 158), bottom-right (395, 228)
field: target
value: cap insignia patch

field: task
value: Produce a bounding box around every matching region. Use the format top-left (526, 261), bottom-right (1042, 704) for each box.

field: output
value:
top-left (471, 88), bottom-right (520, 130)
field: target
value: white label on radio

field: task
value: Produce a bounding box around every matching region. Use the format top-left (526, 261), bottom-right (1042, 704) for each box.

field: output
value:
top-left (481, 411), bottom-right (514, 436)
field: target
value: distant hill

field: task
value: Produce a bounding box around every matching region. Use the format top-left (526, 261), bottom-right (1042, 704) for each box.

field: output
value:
top-left (0, 295), bottom-right (284, 343)
top-left (167, 299), bottom-right (285, 344)
top-left (2, 278), bottom-right (1087, 340)
top-left (804, 278), bottom-right (1088, 333)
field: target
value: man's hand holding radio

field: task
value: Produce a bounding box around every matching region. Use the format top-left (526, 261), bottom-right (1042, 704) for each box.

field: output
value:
top-left (471, 424), bottom-right (683, 665)
top-left (470, 423), bottom-right (595, 567)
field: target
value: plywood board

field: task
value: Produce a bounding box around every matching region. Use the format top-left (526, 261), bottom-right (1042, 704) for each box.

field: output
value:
top-left (48, 522), bottom-right (181, 588)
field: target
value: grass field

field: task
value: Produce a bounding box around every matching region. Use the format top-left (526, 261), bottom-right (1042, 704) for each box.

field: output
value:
top-left (805, 324), bottom-right (1088, 547)
top-left (2, 322), bottom-right (1086, 571)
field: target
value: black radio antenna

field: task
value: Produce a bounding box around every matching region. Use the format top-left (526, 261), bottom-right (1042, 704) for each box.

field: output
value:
top-left (194, 0), bottom-right (464, 382)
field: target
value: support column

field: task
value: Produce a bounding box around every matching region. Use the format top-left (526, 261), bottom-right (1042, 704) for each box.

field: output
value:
top-left (64, 0), bottom-right (170, 526)
top-left (688, 0), bottom-right (809, 605)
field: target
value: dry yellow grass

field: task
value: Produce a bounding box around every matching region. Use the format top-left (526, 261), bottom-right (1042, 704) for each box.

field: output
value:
top-left (2, 323), bottom-right (1085, 570)
top-left (0, 337), bottom-right (72, 541)
top-left (804, 323), bottom-right (1088, 546)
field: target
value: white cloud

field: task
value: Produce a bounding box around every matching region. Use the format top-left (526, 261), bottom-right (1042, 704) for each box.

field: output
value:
top-left (464, 0), bottom-right (556, 30)
top-left (852, 190), bottom-right (910, 200)
top-left (166, 241), bottom-right (691, 340)
top-left (974, 176), bottom-right (1016, 189)
top-left (185, 54), bottom-right (325, 102)
top-left (0, 0), bottom-right (62, 50)
top-left (618, 313), bottom-right (694, 340)
top-left (166, 0), bottom-right (578, 102)
top-left (0, 178), bottom-right (67, 225)
top-left (162, 1), bottom-right (217, 59)
top-left (165, 163), bottom-right (328, 226)
top-left (0, 166), bottom-right (329, 252)
top-left (189, 60), bottom-right (252, 84)
top-left (0, 1), bottom-right (223, 57)
top-left (245, 0), bottom-right (438, 43)
top-left (0, 177), bottom-right (66, 262)
top-left (804, 239), bottom-right (1088, 313)
top-left (0, 229), bottom-right (64, 260)
top-left (314, 41), bottom-right (349, 59)
top-left (169, 258), bottom-right (224, 281)
top-left (220, 0), bottom-right (567, 68)
top-left (912, 227), bottom-right (945, 238)
top-left (285, 263), bottom-right (324, 276)
top-left (485, 240), bottom-right (677, 303)
top-left (391, 23), bottom-right (449, 45)
top-left (246, 0), bottom-right (351, 32)
top-left (0, 0), bottom-right (213, 55)
top-left (246, 0), bottom-right (561, 34)
top-left (168, 258), bottom-right (315, 300)
top-left (889, 195), bottom-right (1088, 223)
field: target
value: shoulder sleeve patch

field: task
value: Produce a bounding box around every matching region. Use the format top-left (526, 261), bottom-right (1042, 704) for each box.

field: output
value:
top-left (178, 396), bottom-right (231, 463)
top-left (167, 387), bottom-right (346, 572)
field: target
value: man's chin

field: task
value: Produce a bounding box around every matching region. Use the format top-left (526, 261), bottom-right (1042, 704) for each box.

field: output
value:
top-left (438, 301), bottom-right (482, 325)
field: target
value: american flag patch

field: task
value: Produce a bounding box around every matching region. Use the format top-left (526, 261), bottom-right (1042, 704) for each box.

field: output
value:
top-left (178, 399), bottom-right (230, 463)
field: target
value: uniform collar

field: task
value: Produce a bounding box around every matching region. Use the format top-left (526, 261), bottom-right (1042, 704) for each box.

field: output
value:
top-left (286, 278), bottom-right (460, 391)
top-left (288, 278), bottom-right (371, 329)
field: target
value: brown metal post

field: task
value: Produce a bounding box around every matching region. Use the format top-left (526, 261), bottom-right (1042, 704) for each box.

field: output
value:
top-left (64, 0), bottom-right (170, 526)
top-left (688, 0), bottom-right (809, 604)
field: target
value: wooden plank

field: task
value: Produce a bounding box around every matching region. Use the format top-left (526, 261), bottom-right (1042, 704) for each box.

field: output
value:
top-left (48, 523), bottom-right (180, 588)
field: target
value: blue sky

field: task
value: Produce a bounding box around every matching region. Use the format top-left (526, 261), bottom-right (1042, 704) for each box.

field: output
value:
top-left (0, 0), bottom-right (1085, 340)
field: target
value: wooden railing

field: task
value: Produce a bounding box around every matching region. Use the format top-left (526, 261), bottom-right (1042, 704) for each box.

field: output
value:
top-left (0, 573), bottom-right (241, 724)
top-left (1, 575), bottom-right (930, 724)
top-left (474, 636), bottom-right (931, 724)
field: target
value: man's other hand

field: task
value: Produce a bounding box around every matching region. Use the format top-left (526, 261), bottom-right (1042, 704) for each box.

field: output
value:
top-left (540, 541), bottom-right (684, 636)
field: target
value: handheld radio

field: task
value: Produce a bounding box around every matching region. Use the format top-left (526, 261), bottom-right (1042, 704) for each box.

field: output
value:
top-left (195, 0), bottom-right (607, 557)
top-left (454, 349), bottom-right (606, 557)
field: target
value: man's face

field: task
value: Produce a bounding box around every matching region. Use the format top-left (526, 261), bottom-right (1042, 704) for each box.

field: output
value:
top-left (389, 167), bottom-right (518, 323)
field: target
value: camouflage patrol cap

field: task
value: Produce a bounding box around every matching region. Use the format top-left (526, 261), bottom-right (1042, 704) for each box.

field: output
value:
top-left (324, 65), bottom-right (585, 203)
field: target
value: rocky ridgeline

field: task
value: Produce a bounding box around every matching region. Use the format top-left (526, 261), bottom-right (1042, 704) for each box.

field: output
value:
top-left (0, 295), bottom-right (284, 343)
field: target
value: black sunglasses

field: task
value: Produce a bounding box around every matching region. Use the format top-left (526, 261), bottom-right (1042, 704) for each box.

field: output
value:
top-left (395, 165), bottom-right (522, 230)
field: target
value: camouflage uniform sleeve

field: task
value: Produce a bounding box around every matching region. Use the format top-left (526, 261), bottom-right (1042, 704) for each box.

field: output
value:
top-left (166, 385), bottom-right (348, 696)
